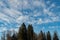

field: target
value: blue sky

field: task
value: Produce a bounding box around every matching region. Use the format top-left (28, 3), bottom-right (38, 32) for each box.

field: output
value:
top-left (0, 0), bottom-right (60, 37)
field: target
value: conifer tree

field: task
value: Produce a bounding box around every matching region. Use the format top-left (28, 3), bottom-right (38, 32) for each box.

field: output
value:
top-left (46, 31), bottom-right (51, 40)
top-left (27, 24), bottom-right (34, 40)
top-left (33, 32), bottom-right (37, 40)
top-left (6, 31), bottom-right (11, 40)
top-left (43, 33), bottom-right (46, 40)
top-left (12, 33), bottom-right (17, 40)
top-left (1, 32), bottom-right (6, 40)
top-left (17, 23), bottom-right (27, 40)
top-left (53, 31), bottom-right (59, 40)
top-left (37, 31), bottom-right (44, 40)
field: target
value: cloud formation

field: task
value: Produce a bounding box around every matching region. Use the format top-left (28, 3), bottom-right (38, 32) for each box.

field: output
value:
top-left (0, 0), bottom-right (60, 33)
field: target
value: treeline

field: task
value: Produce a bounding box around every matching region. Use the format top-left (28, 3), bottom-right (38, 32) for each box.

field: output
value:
top-left (1, 23), bottom-right (59, 40)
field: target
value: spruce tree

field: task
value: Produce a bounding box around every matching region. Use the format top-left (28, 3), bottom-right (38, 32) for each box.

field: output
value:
top-left (17, 23), bottom-right (27, 40)
top-left (33, 32), bottom-right (37, 40)
top-left (1, 32), bottom-right (6, 40)
top-left (46, 31), bottom-right (51, 40)
top-left (6, 31), bottom-right (11, 40)
top-left (12, 33), bottom-right (17, 40)
top-left (43, 33), bottom-right (46, 40)
top-left (27, 24), bottom-right (34, 40)
top-left (53, 31), bottom-right (59, 40)
top-left (37, 31), bottom-right (44, 40)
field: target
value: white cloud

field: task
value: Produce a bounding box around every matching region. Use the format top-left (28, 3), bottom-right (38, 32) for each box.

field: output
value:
top-left (37, 16), bottom-right (60, 24)
top-left (16, 16), bottom-right (29, 24)
top-left (0, 27), bottom-right (7, 32)
top-left (0, 12), bottom-right (10, 23)
top-left (33, 10), bottom-right (42, 17)
top-left (8, 0), bottom-right (20, 8)
top-left (47, 3), bottom-right (56, 10)
top-left (2, 8), bottom-right (22, 19)
top-left (51, 3), bottom-right (56, 7)
top-left (33, 0), bottom-right (45, 8)
top-left (43, 8), bottom-right (56, 17)
top-left (0, 1), bottom-right (6, 7)
top-left (27, 20), bottom-right (37, 25)
top-left (51, 16), bottom-right (60, 21)
top-left (49, 26), bottom-right (60, 29)
top-left (37, 18), bottom-right (51, 24)
top-left (23, 1), bottom-right (29, 7)
top-left (33, 1), bottom-right (41, 6)
top-left (46, 1), bottom-right (51, 4)
top-left (44, 19), bottom-right (52, 23)
top-left (37, 18), bottom-right (43, 24)
top-left (0, 1), bottom-right (3, 5)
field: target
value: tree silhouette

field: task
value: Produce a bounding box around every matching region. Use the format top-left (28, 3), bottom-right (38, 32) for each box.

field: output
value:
top-left (37, 30), bottom-right (44, 40)
top-left (17, 23), bottom-right (27, 40)
top-left (11, 33), bottom-right (17, 40)
top-left (6, 31), bottom-right (11, 40)
top-left (33, 32), bottom-right (37, 40)
top-left (53, 31), bottom-right (59, 40)
top-left (46, 31), bottom-right (51, 40)
top-left (27, 24), bottom-right (34, 40)
top-left (1, 23), bottom-right (60, 40)
top-left (1, 32), bottom-right (6, 40)
top-left (43, 33), bottom-right (46, 40)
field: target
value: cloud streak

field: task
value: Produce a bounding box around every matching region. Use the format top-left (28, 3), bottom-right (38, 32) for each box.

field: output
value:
top-left (0, 0), bottom-right (60, 33)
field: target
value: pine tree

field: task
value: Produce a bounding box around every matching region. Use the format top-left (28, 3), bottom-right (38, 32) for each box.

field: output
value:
top-left (37, 31), bottom-right (44, 40)
top-left (53, 31), bottom-right (59, 40)
top-left (6, 31), bottom-right (12, 40)
top-left (17, 23), bottom-right (27, 40)
top-left (27, 24), bottom-right (34, 40)
top-left (1, 32), bottom-right (6, 40)
top-left (12, 33), bottom-right (17, 40)
top-left (43, 33), bottom-right (46, 40)
top-left (33, 32), bottom-right (37, 40)
top-left (46, 31), bottom-right (51, 40)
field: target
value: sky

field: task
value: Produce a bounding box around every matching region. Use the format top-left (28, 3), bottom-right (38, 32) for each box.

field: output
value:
top-left (0, 0), bottom-right (60, 37)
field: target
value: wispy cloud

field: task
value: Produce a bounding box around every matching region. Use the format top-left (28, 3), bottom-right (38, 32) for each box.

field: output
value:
top-left (49, 26), bottom-right (60, 29)
top-left (0, 27), bottom-right (7, 32)
top-left (0, 0), bottom-right (60, 33)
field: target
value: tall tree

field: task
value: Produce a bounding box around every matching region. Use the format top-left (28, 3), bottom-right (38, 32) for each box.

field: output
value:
top-left (27, 24), bottom-right (34, 40)
top-left (46, 31), bottom-right (51, 40)
top-left (6, 31), bottom-right (11, 40)
top-left (37, 31), bottom-right (44, 40)
top-left (17, 23), bottom-right (27, 40)
top-left (12, 33), bottom-right (17, 40)
top-left (43, 33), bottom-right (46, 40)
top-left (1, 32), bottom-right (6, 40)
top-left (53, 31), bottom-right (59, 40)
top-left (33, 32), bottom-right (37, 40)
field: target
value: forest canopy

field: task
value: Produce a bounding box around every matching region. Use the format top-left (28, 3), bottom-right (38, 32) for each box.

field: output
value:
top-left (1, 23), bottom-right (59, 40)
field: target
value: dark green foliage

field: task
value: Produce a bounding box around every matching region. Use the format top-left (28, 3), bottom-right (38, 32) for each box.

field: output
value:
top-left (17, 23), bottom-right (27, 40)
top-left (27, 24), bottom-right (34, 40)
top-left (6, 31), bottom-right (12, 40)
top-left (38, 31), bottom-right (45, 40)
top-left (53, 31), bottom-right (59, 40)
top-left (33, 32), bottom-right (37, 40)
top-left (1, 32), bottom-right (6, 40)
top-left (6, 32), bottom-right (11, 40)
top-left (11, 33), bottom-right (17, 40)
top-left (47, 31), bottom-right (51, 40)
top-left (43, 33), bottom-right (46, 40)
top-left (1, 23), bottom-right (59, 40)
